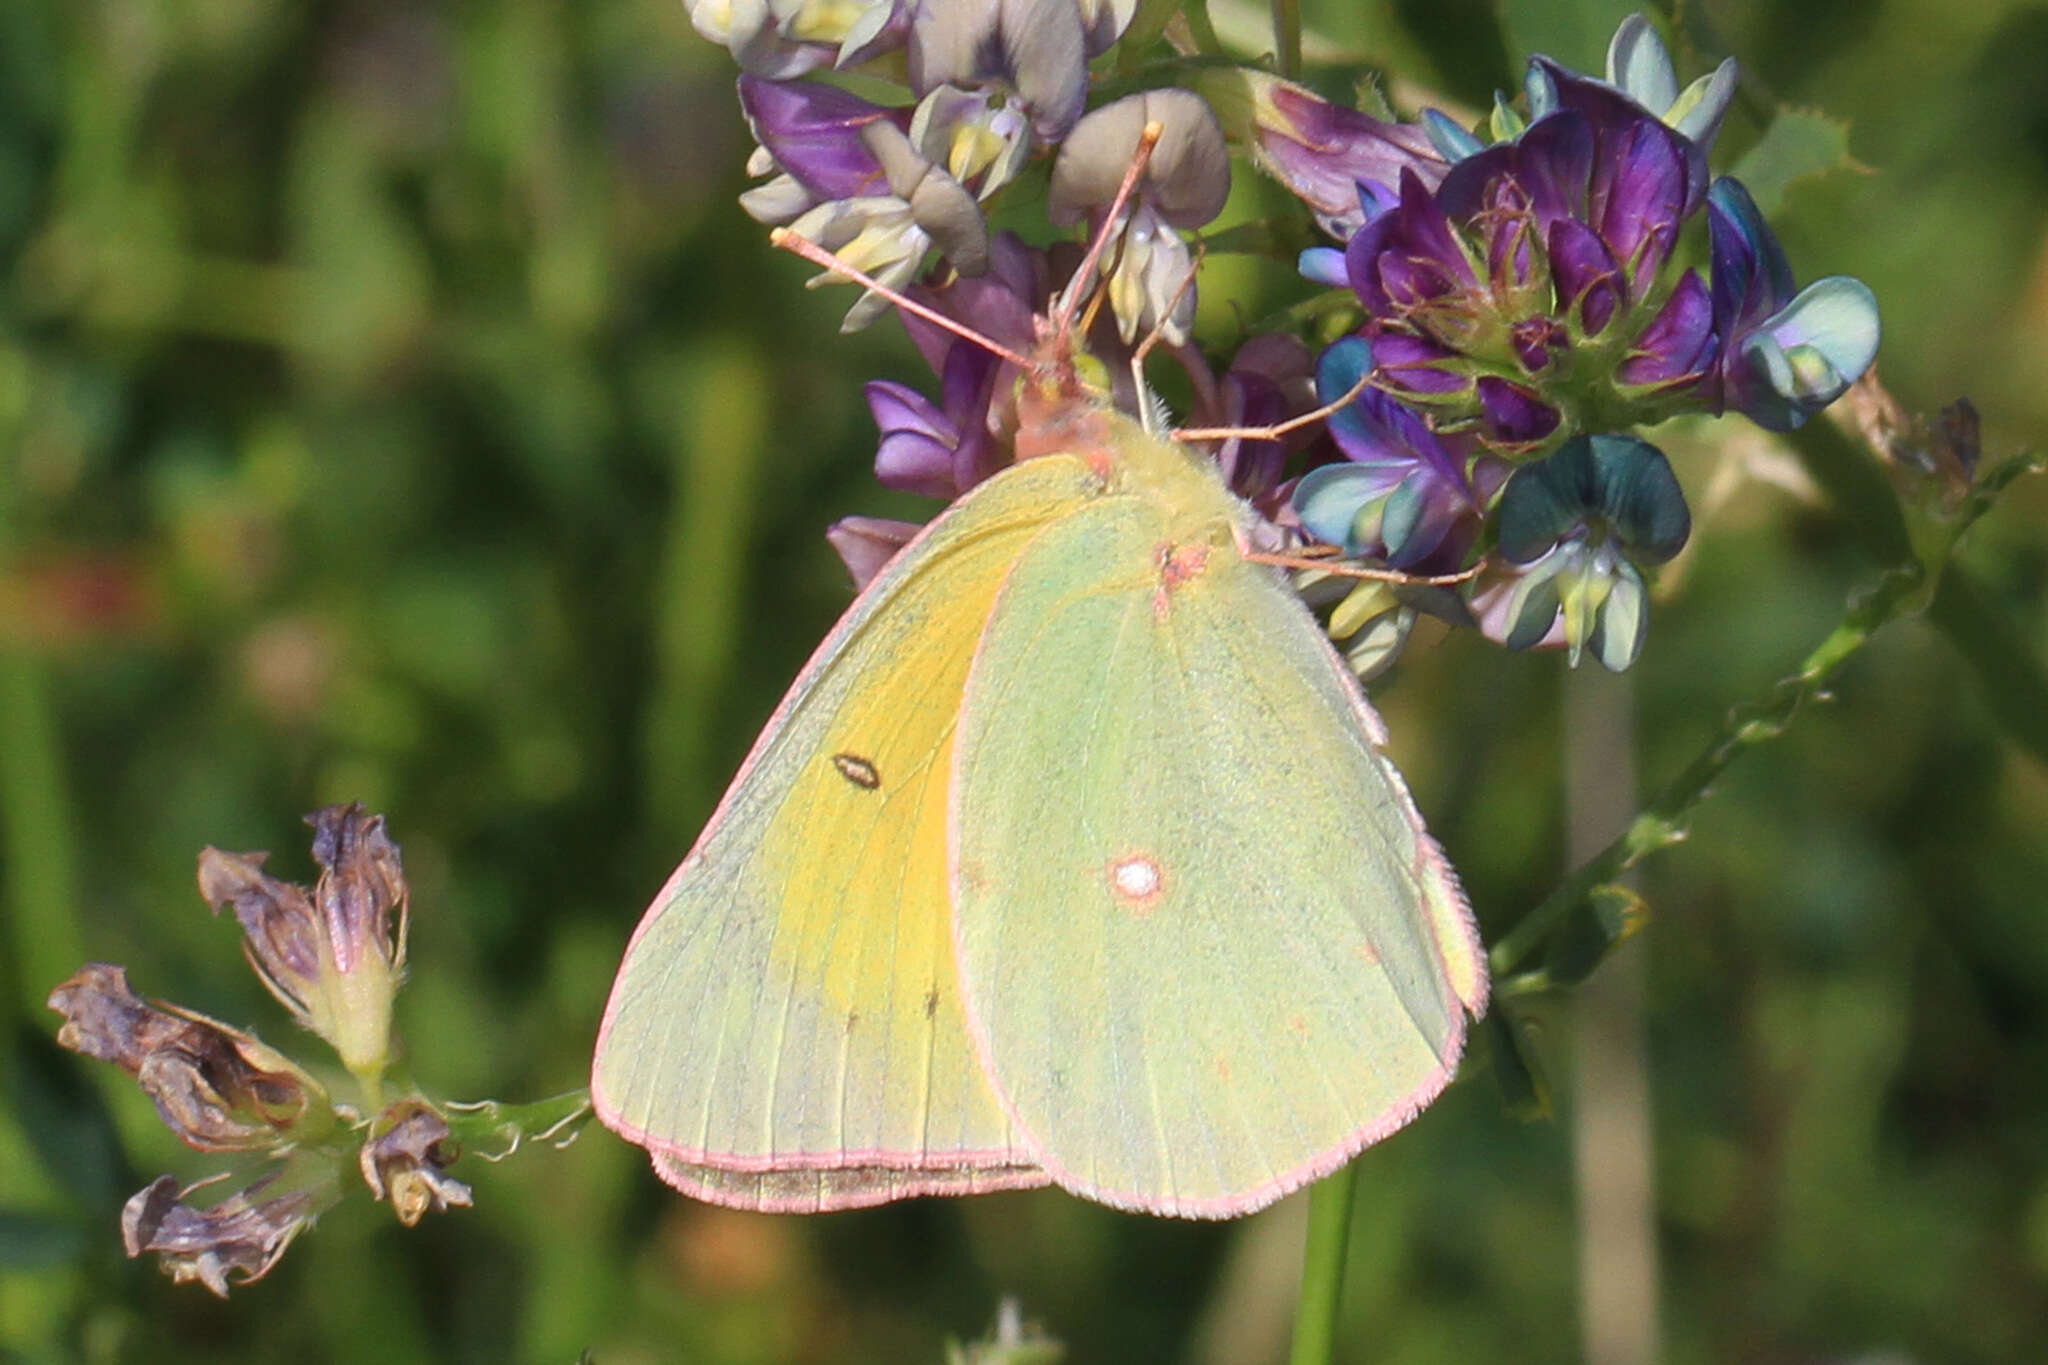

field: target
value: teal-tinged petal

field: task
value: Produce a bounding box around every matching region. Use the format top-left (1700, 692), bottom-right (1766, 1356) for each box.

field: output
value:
top-left (1606, 15), bottom-right (1678, 116)
top-left (1379, 471), bottom-right (1429, 562)
top-left (1294, 463), bottom-right (1387, 554)
top-left (1525, 61), bottom-right (1558, 121)
top-left (1423, 108), bottom-right (1486, 163)
top-left (1496, 454), bottom-right (1588, 564)
top-left (1667, 59), bottom-right (1737, 148)
top-left (1762, 275), bottom-right (1880, 396)
top-left (1588, 561), bottom-right (1649, 672)
top-left (1585, 434), bottom-right (1690, 563)
top-left (1502, 555), bottom-right (1566, 651)
top-left (1489, 92), bottom-right (1526, 144)
top-left (1299, 246), bottom-right (1348, 287)
top-left (1318, 334), bottom-right (1374, 399)
top-left (1498, 435), bottom-right (1690, 564)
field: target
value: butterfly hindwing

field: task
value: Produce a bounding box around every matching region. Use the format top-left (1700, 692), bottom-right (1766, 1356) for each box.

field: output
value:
top-left (948, 442), bottom-right (1485, 1217)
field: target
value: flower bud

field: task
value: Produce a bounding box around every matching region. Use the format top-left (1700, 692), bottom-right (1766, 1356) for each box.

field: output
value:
top-left (1196, 68), bottom-right (1445, 239)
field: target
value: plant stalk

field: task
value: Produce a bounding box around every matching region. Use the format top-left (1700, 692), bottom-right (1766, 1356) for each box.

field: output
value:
top-left (1288, 1159), bottom-right (1358, 1365)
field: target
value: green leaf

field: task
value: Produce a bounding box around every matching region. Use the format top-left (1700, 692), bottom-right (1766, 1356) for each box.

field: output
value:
top-left (1729, 107), bottom-right (1865, 217)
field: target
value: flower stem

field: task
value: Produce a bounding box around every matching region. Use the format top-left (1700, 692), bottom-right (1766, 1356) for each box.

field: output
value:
top-left (441, 1090), bottom-right (594, 1158)
top-left (1288, 1159), bottom-right (1358, 1365)
top-left (1490, 555), bottom-right (1921, 977)
top-left (1181, 0), bottom-right (1223, 56)
top-left (1270, 0), bottom-right (1302, 78)
top-left (1785, 418), bottom-right (2048, 768)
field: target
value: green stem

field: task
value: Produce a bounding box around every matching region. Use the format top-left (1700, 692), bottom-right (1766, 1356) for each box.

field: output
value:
top-left (441, 1090), bottom-right (593, 1159)
top-left (1785, 419), bottom-right (2048, 769)
top-left (1489, 558), bottom-right (1925, 977)
top-left (1182, 0), bottom-right (1223, 57)
top-left (1270, 0), bottom-right (1302, 77)
top-left (1288, 1160), bottom-right (1359, 1365)
top-left (1491, 415), bottom-right (2040, 977)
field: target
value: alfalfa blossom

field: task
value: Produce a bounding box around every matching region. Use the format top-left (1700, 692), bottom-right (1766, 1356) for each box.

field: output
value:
top-left (1049, 89), bottom-right (1231, 345)
top-left (1707, 177), bottom-right (1881, 431)
top-left (1479, 434), bottom-right (1692, 671)
top-left (1341, 68), bottom-right (1715, 449)
top-left (1292, 337), bottom-right (1507, 571)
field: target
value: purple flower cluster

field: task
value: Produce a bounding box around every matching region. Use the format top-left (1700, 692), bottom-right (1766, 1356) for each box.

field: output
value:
top-left (691, 7), bottom-right (1880, 673)
top-left (1276, 16), bottom-right (1877, 669)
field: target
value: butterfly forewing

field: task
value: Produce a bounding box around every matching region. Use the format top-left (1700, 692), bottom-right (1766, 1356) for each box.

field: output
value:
top-left (949, 442), bottom-right (1485, 1217)
top-left (593, 455), bottom-right (1107, 1211)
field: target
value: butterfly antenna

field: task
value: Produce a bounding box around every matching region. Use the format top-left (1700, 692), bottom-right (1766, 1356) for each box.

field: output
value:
top-left (1173, 362), bottom-right (1376, 444)
top-left (768, 227), bottom-right (1038, 373)
top-left (1234, 531), bottom-right (1489, 586)
top-left (1049, 120), bottom-right (1165, 349)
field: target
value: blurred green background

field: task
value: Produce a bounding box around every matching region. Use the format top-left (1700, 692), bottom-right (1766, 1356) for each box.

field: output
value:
top-left (1, 0), bottom-right (2045, 1360)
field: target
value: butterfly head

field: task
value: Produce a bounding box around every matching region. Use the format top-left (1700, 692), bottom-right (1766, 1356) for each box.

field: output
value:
top-left (1012, 315), bottom-right (1121, 467)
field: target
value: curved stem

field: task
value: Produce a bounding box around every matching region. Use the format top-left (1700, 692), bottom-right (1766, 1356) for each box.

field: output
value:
top-left (1288, 1160), bottom-right (1358, 1365)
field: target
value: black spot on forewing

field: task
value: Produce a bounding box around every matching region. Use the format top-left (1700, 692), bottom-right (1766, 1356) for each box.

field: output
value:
top-left (832, 753), bottom-right (881, 790)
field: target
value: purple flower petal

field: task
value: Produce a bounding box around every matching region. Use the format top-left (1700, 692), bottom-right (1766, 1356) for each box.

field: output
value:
top-left (867, 380), bottom-right (961, 498)
top-left (1345, 168), bottom-right (1476, 318)
top-left (1547, 216), bottom-right (1623, 336)
top-left (1619, 269), bottom-right (1715, 388)
top-left (737, 75), bottom-right (900, 201)
top-left (827, 516), bottom-right (922, 590)
top-left (1590, 115), bottom-right (1689, 289)
top-left (1367, 330), bottom-right (1471, 395)
top-left (1535, 57), bottom-right (1705, 219)
top-left (1477, 377), bottom-right (1561, 448)
top-left (1245, 77), bottom-right (1446, 238)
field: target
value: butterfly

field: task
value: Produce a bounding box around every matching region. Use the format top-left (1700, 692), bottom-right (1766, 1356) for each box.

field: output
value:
top-left (591, 139), bottom-right (1487, 1219)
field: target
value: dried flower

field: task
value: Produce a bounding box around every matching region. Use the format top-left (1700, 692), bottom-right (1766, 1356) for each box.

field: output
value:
top-left (197, 804), bottom-right (409, 1088)
top-left (121, 1158), bottom-right (342, 1297)
top-left (49, 963), bottom-right (331, 1152)
top-left (360, 1100), bottom-right (474, 1227)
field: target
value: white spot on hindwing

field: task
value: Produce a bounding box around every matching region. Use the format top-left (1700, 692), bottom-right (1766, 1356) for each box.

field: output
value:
top-left (1107, 852), bottom-right (1165, 913)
